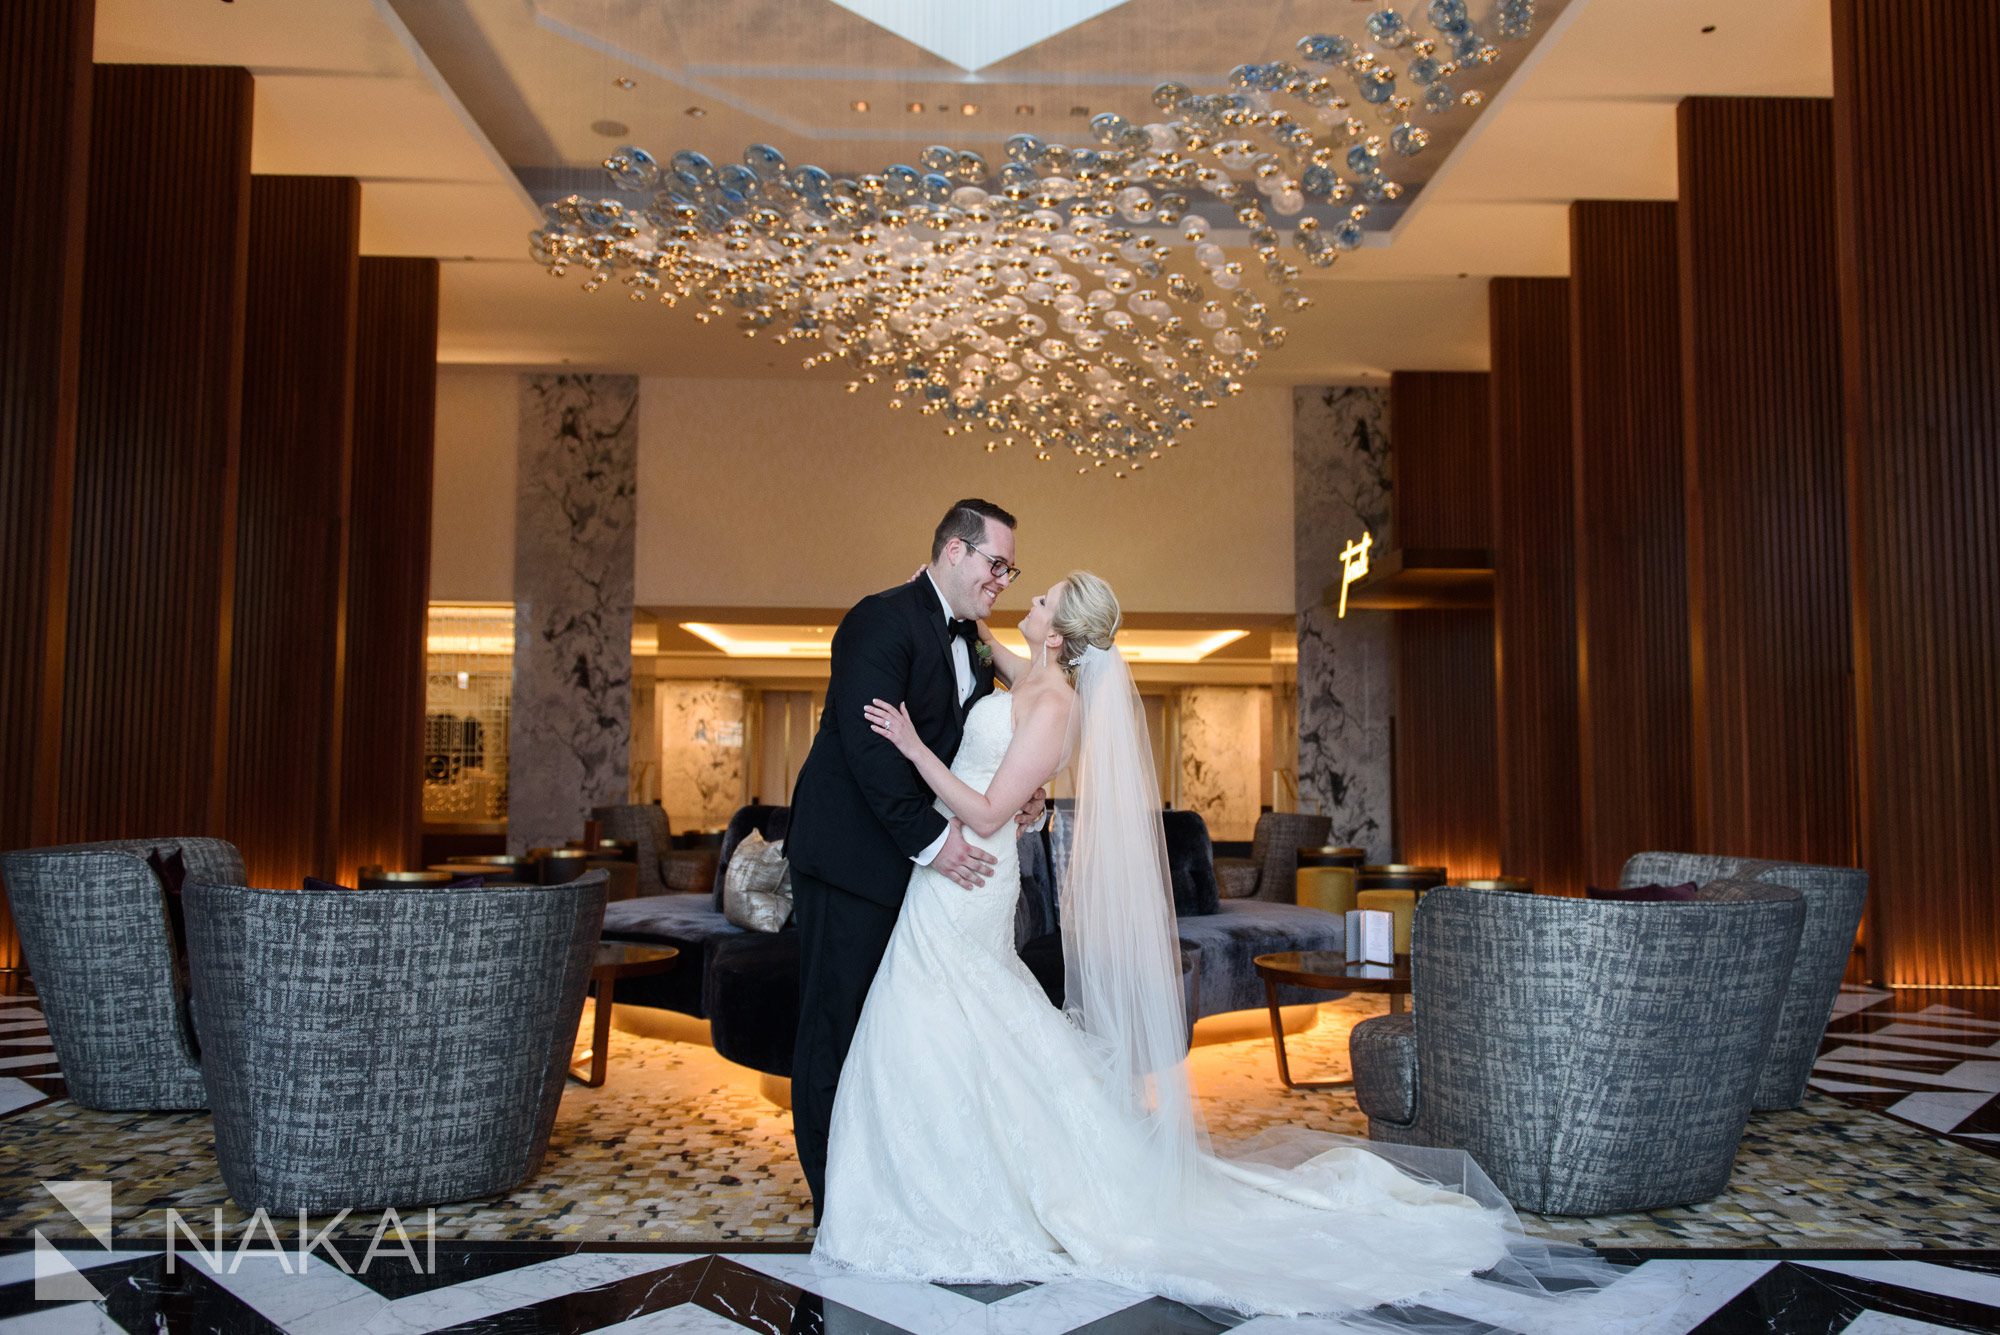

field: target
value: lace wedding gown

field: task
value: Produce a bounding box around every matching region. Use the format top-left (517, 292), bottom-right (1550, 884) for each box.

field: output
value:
top-left (812, 692), bottom-right (1529, 1320)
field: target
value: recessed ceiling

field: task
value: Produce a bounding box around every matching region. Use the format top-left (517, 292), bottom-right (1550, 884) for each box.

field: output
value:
top-left (93, 0), bottom-right (1834, 384)
top-left (823, 0), bottom-right (1136, 72)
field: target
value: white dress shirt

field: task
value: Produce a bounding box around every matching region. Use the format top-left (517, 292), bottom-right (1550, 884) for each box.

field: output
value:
top-left (913, 571), bottom-right (973, 866)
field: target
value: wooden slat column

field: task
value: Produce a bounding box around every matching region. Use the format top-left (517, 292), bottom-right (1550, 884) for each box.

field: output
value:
top-left (1833, 1), bottom-right (2000, 986)
top-left (1677, 98), bottom-right (1855, 873)
top-left (1489, 278), bottom-right (1584, 896)
top-left (1569, 200), bottom-right (1695, 889)
top-left (338, 257), bottom-right (440, 882)
top-left (0, 0), bottom-right (95, 966)
top-left (227, 177), bottom-right (362, 888)
top-left (60, 65), bottom-right (253, 843)
top-left (1390, 371), bottom-right (1501, 879)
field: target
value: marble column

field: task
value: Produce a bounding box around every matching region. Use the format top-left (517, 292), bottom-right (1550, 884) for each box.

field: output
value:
top-left (508, 374), bottom-right (638, 853)
top-left (1293, 387), bottom-right (1395, 861)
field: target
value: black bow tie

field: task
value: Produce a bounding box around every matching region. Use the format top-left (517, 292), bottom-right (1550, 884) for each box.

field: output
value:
top-left (947, 617), bottom-right (978, 644)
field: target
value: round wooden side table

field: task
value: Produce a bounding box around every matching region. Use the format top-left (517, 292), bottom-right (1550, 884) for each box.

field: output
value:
top-left (1252, 950), bottom-right (1412, 1091)
top-left (570, 943), bottom-right (679, 1087)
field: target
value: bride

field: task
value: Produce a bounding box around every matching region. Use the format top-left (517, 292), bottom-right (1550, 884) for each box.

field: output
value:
top-left (813, 571), bottom-right (1624, 1322)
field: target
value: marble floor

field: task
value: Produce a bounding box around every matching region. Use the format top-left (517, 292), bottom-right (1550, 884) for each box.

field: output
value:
top-left (4, 977), bottom-right (1999, 1333)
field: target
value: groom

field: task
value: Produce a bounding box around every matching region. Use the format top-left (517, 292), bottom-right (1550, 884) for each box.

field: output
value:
top-left (787, 497), bottom-right (1033, 1220)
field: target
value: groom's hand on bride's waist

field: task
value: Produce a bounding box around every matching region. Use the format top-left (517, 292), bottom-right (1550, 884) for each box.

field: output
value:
top-left (933, 819), bottom-right (996, 891)
top-left (1014, 787), bottom-right (1049, 833)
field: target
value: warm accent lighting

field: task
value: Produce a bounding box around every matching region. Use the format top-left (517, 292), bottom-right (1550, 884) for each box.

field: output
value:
top-left (682, 623), bottom-right (836, 658)
top-left (960, 103), bottom-right (978, 116)
top-left (905, 100), bottom-right (925, 113)
top-left (682, 623), bottom-right (1250, 663)
top-left (428, 602), bottom-right (656, 657)
top-left (1337, 532), bottom-right (1373, 617)
top-left (850, 99), bottom-right (870, 112)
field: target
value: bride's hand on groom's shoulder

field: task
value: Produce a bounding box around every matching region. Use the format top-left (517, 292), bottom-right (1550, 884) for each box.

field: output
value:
top-left (864, 698), bottom-right (920, 758)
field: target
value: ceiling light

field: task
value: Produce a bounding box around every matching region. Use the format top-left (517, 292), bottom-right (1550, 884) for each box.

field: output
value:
top-left (613, 77), bottom-right (636, 90)
top-left (1015, 104), bottom-right (1034, 116)
top-left (682, 623), bottom-right (1251, 663)
top-left (851, 99), bottom-right (871, 112)
top-left (536, 3), bottom-right (1544, 471)
top-left (685, 105), bottom-right (707, 117)
top-left (823, 0), bottom-right (1131, 72)
top-left (682, 623), bottom-right (834, 658)
top-left (960, 103), bottom-right (979, 116)
top-left (590, 119), bottom-right (628, 137)
top-left (987, 628), bottom-right (1252, 663)
top-left (906, 100), bottom-right (925, 113)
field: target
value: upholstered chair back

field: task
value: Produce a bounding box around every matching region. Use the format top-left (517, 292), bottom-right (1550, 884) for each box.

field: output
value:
top-left (591, 803), bottom-right (672, 895)
top-left (184, 873), bottom-right (607, 1214)
top-left (1621, 851), bottom-right (1868, 1109)
top-left (1396, 881), bottom-right (1803, 1215)
top-left (1245, 812), bottom-right (1334, 902)
top-left (0, 837), bottom-right (245, 1110)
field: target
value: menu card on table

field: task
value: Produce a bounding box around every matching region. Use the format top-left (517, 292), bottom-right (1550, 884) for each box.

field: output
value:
top-left (1344, 908), bottom-right (1396, 966)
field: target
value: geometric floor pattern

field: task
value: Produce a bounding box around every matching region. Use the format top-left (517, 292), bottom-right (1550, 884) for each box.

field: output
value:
top-left (6, 1241), bottom-right (2000, 1332)
top-left (1809, 987), bottom-right (2000, 1162)
top-left (7, 973), bottom-right (2000, 1331)
top-left (8, 984), bottom-right (2000, 1253)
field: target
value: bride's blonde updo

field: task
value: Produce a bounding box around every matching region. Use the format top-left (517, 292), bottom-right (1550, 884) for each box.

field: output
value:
top-left (1052, 571), bottom-right (1121, 678)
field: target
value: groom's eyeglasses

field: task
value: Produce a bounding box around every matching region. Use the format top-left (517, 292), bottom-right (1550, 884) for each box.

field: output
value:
top-left (963, 541), bottom-right (1021, 585)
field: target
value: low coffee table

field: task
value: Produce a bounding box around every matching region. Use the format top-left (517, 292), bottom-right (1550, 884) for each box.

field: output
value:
top-left (570, 943), bottom-right (679, 1087)
top-left (1253, 951), bottom-right (1412, 1091)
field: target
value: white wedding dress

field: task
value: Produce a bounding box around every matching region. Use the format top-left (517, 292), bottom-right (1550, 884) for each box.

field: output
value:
top-left (813, 691), bottom-right (1548, 1320)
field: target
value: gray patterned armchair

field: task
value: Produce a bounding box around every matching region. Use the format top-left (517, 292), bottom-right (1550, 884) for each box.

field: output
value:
top-left (1621, 852), bottom-right (1867, 1110)
top-left (0, 837), bottom-right (245, 1110)
top-left (184, 874), bottom-right (607, 1214)
top-left (592, 802), bottom-right (672, 895)
top-left (1349, 882), bottom-right (1804, 1216)
top-left (1214, 812), bottom-right (1334, 901)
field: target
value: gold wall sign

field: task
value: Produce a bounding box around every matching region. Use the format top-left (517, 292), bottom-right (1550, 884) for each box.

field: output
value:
top-left (1337, 532), bottom-right (1373, 618)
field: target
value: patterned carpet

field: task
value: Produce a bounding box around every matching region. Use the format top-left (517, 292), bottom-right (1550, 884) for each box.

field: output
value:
top-left (5, 988), bottom-right (1999, 1252)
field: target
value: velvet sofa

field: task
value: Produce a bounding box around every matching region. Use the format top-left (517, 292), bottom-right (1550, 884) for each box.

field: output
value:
top-left (596, 803), bottom-right (1344, 1071)
top-left (599, 804), bottom-right (1346, 1077)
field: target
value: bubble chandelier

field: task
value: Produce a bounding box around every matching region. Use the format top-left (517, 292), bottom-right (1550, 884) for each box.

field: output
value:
top-left (531, 1), bottom-right (1538, 475)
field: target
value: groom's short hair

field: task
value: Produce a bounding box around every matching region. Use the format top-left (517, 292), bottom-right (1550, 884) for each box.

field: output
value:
top-left (931, 498), bottom-right (1017, 562)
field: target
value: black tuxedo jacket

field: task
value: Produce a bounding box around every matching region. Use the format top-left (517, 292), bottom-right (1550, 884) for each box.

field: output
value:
top-left (786, 577), bottom-right (998, 907)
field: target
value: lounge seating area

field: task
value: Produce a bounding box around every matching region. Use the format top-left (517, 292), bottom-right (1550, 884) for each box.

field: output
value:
top-left (595, 804), bottom-right (1346, 1075)
top-left (4, 0), bottom-right (1997, 1328)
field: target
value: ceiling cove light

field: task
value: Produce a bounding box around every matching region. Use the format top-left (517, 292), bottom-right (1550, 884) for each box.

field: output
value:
top-left (534, 1), bottom-right (1540, 475)
top-left (681, 623), bottom-right (1251, 663)
top-left (826, 0), bottom-right (1133, 72)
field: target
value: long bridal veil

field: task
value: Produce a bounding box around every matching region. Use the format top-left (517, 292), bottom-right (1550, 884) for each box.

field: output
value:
top-left (1060, 644), bottom-right (1207, 1207)
top-left (1056, 644), bottom-right (1683, 1327)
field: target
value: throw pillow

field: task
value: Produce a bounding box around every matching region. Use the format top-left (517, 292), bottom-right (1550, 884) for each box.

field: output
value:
top-left (723, 830), bottom-right (794, 932)
top-left (1585, 881), bottom-right (1701, 903)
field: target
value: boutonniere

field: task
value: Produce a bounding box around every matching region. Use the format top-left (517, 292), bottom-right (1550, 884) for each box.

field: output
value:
top-left (974, 640), bottom-right (993, 667)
